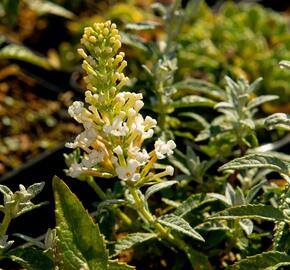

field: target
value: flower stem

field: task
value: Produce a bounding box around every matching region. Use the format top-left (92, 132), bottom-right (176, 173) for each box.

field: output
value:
top-left (0, 213), bottom-right (11, 236)
top-left (86, 177), bottom-right (133, 227)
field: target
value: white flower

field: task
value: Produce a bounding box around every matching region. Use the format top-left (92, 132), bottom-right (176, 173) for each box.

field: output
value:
top-left (81, 149), bottom-right (104, 168)
top-left (131, 114), bottom-right (154, 139)
top-left (103, 116), bottom-right (129, 136)
top-left (68, 101), bottom-right (83, 118)
top-left (113, 145), bottom-right (123, 155)
top-left (66, 127), bottom-right (97, 149)
top-left (115, 158), bottom-right (140, 181)
top-left (134, 100), bottom-right (144, 112)
top-left (165, 165), bottom-right (174, 176)
top-left (68, 163), bottom-right (82, 178)
top-left (68, 101), bottom-right (92, 125)
top-left (129, 147), bottom-right (149, 165)
top-left (154, 138), bottom-right (176, 159)
top-left (144, 116), bottom-right (157, 129)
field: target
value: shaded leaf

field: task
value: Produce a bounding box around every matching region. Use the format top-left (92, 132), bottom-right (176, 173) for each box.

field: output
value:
top-left (264, 113), bottom-right (290, 131)
top-left (125, 22), bottom-right (160, 30)
top-left (53, 176), bottom-right (108, 270)
top-left (247, 95), bottom-right (279, 110)
top-left (229, 251), bottom-right (290, 270)
top-left (185, 246), bottom-right (213, 270)
top-left (218, 154), bottom-right (289, 175)
top-left (145, 181), bottom-right (178, 200)
top-left (24, 0), bottom-right (75, 19)
top-left (174, 193), bottom-right (216, 217)
top-left (108, 260), bottom-right (135, 270)
top-left (114, 233), bottom-right (157, 256)
top-left (2, 0), bottom-right (20, 25)
top-left (239, 219), bottom-right (253, 235)
top-left (8, 247), bottom-right (54, 270)
top-left (120, 32), bottom-right (148, 52)
top-left (173, 79), bottom-right (224, 100)
top-left (208, 204), bottom-right (287, 222)
top-left (172, 95), bottom-right (216, 108)
top-left (158, 214), bottom-right (204, 241)
top-left (0, 44), bottom-right (51, 69)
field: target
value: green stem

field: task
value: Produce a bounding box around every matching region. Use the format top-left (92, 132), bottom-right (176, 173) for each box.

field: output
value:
top-left (156, 82), bottom-right (167, 132)
top-left (0, 213), bottom-right (11, 236)
top-left (86, 177), bottom-right (133, 227)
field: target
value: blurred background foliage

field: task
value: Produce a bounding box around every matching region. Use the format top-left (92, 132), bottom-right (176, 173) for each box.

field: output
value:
top-left (0, 0), bottom-right (289, 175)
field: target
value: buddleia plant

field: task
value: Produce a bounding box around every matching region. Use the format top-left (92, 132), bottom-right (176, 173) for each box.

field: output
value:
top-left (64, 21), bottom-right (208, 268)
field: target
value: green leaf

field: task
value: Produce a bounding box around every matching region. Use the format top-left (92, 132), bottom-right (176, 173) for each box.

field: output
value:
top-left (229, 251), bottom-right (290, 270)
top-left (247, 95), bottom-right (279, 110)
top-left (264, 262), bottom-right (290, 270)
top-left (24, 0), bottom-right (75, 19)
top-left (185, 246), bottom-right (213, 270)
top-left (2, 0), bottom-right (20, 25)
top-left (114, 233), bottom-right (157, 256)
top-left (144, 181), bottom-right (178, 200)
top-left (173, 79), bottom-right (224, 100)
top-left (0, 44), bottom-right (51, 69)
top-left (264, 113), bottom-right (290, 131)
top-left (120, 32), bottom-right (149, 52)
top-left (178, 112), bottom-right (209, 128)
top-left (108, 260), bottom-right (135, 270)
top-left (208, 204), bottom-right (287, 222)
top-left (158, 214), bottom-right (205, 241)
top-left (174, 193), bottom-right (216, 217)
top-left (172, 95), bottom-right (216, 108)
top-left (8, 247), bottom-right (54, 270)
top-left (53, 176), bottom-right (108, 270)
top-left (125, 22), bottom-right (160, 30)
top-left (218, 154), bottom-right (289, 176)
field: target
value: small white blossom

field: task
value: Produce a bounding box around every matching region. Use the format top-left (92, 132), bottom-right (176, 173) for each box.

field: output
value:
top-left (135, 149), bottom-right (150, 165)
top-left (103, 116), bottom-right (129, 136)
top-left (113, 145), bottom-right (123, 155)
top-left (81, 149), bottom-right (104, 168)
top-left (154, 139), bottom-right (176, 159)
top-left (66, 127), bottom-right (97, 149)
top-left (68, 101), bottom-right (84, 118)
top-left (144, 116), bottom-right (157, 129)
top-left (165, 165), bottom-right (174, 176)
top-left (68, 101), bottom-right (92, 125)
top-left (131, 114), bottom-right (154, 139)
top-left (116, 158), bottom-right (140, 181)
top-left (134, 100), bottom-right (144, 112)
top-left (68, 163), bottom-right (82, 178)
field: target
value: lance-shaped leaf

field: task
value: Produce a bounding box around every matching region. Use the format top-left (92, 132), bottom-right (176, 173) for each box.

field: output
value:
top-left (174, 193), bottom-right (216, 217)
top-left (158, 214), bottom-right (204, 242)
top-left (218, 154), bottom-right (289, 176)
top-left (264, 113), bottom-right (290, 131)
top-left (8, 247), bottom-right (54, 270)
top-left (185, 246), bottom-right (213, 270)
top-left (173, 79), bottom-right (224, 100)
top-left (108, 260), bottom-right (135, 270)
top-left (0, 44), bottom-right (51, 69)
top-left (172, 95), bottom-right (216, 108)
top-left (24, 0), bottom-right (75, 19)
top-left (53, 176), bottom-right (108, 270)
top-left (229, 251), bottom-right (290, 270)
top-left (144, 181), bottom-right (178, 200)
top-left (125, 22), bottom-right (160, 30)
top-left (114, 233), bottom-right (157, 256)
top-left (247, 95), bottom-right (279, 110)
top-left (208, 204), bottom-right (287, 222)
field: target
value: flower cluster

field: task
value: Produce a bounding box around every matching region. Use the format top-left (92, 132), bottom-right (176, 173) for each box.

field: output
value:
top-left (66, 21), bottom-right (176, 184)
